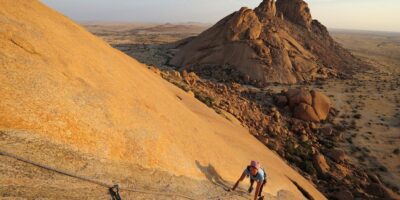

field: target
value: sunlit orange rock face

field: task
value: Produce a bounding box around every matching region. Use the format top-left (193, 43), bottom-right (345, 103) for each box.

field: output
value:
top-left (0, 1), bottom-right (326, 199)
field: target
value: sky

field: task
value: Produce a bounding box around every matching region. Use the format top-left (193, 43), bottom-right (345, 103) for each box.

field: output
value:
top-left (41, 0), bottom-right (400, 32)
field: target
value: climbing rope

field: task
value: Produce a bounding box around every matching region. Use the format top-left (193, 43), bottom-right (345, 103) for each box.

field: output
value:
top-left (0, 150), bottom-right (195, 200)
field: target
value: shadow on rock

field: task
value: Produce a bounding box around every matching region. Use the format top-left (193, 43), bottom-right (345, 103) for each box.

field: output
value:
top-left (195, 161), bottom-right (250, 198)
top-left (195, 160), bottom-right (231, 189)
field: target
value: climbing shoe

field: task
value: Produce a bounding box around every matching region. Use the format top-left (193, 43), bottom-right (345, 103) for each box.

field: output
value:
top-left (248, 186), bottom-right (253, 193)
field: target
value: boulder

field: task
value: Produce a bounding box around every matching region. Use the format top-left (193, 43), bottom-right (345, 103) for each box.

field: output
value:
top-left (313, 153), bottom-right (330, 176)
top-left (257, 136), bottom-right (269, 144)
top-left (287, 88), bottom-right (313, 108)
top-left (262, 116), bottom-right (271, 126)
top-left (334, 163), bottom-right (350, 177)
top-left (311, 90), bottom-right (331, 120)
top-left (290, 119), bottom-right (309, 134)
top-left (274, 95), bottom-right (288, 107)
top-left (286, 88), bottom-right (332, 122)
top-left (300, 134), bottom-right (309, 142)
top-left (172, 70), bottom-right (182, 80)
top-left (187, 90), bottom-right (195, 98)
top-left (182, 70), bottom-right (199, 86)
top-left (166, 69), bottom-right (182, 80)
top-left (148, 66), bottom-right (161, 75)
top-left (293, 103), bottom-right (320, 123)
top-left (309, 122), bottom-right (317, 130)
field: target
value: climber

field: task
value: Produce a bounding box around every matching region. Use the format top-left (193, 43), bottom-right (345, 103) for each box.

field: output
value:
top-left (229, 160), bottom-right (267, 200)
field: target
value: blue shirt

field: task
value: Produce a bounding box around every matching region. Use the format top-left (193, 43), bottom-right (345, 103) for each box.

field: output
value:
top-left (244, 167), bottom-right (266, 182)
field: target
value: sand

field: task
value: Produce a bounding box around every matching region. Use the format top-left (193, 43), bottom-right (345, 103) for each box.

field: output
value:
top-left (330, 30), bottom-right (400, 190)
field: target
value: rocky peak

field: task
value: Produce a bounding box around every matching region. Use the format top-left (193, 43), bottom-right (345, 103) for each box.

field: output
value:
top-left (276, 0), bottom-right (312, 29)
top-left (227, 7), bottom-right (262, 41)
top-left (254, 0), bottom-right (277, 23)
top-left (170, 0), bottom-right (357, 85)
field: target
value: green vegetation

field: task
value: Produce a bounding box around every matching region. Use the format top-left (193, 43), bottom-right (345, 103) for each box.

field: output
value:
top-left (194, 91), bottom-right (214, 107)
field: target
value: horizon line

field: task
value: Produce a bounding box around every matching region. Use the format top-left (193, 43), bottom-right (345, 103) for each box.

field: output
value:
top-left (78, 20), bottom-right (400, 34)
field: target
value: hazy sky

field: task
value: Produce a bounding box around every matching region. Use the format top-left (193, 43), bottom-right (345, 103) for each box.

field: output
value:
top-left (41, 0), bottom-right (400, 32)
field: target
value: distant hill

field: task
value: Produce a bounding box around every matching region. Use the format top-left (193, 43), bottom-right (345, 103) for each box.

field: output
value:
top-left (170, 0), bottom-right (360, 85)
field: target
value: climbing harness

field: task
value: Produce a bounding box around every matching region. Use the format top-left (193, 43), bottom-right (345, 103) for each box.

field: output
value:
top-left (0, 150), bottom-right (195, 200)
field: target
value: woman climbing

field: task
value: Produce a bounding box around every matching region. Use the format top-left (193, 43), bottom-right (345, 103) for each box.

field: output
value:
top-left (229, 160), bottom-right (267, 200)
